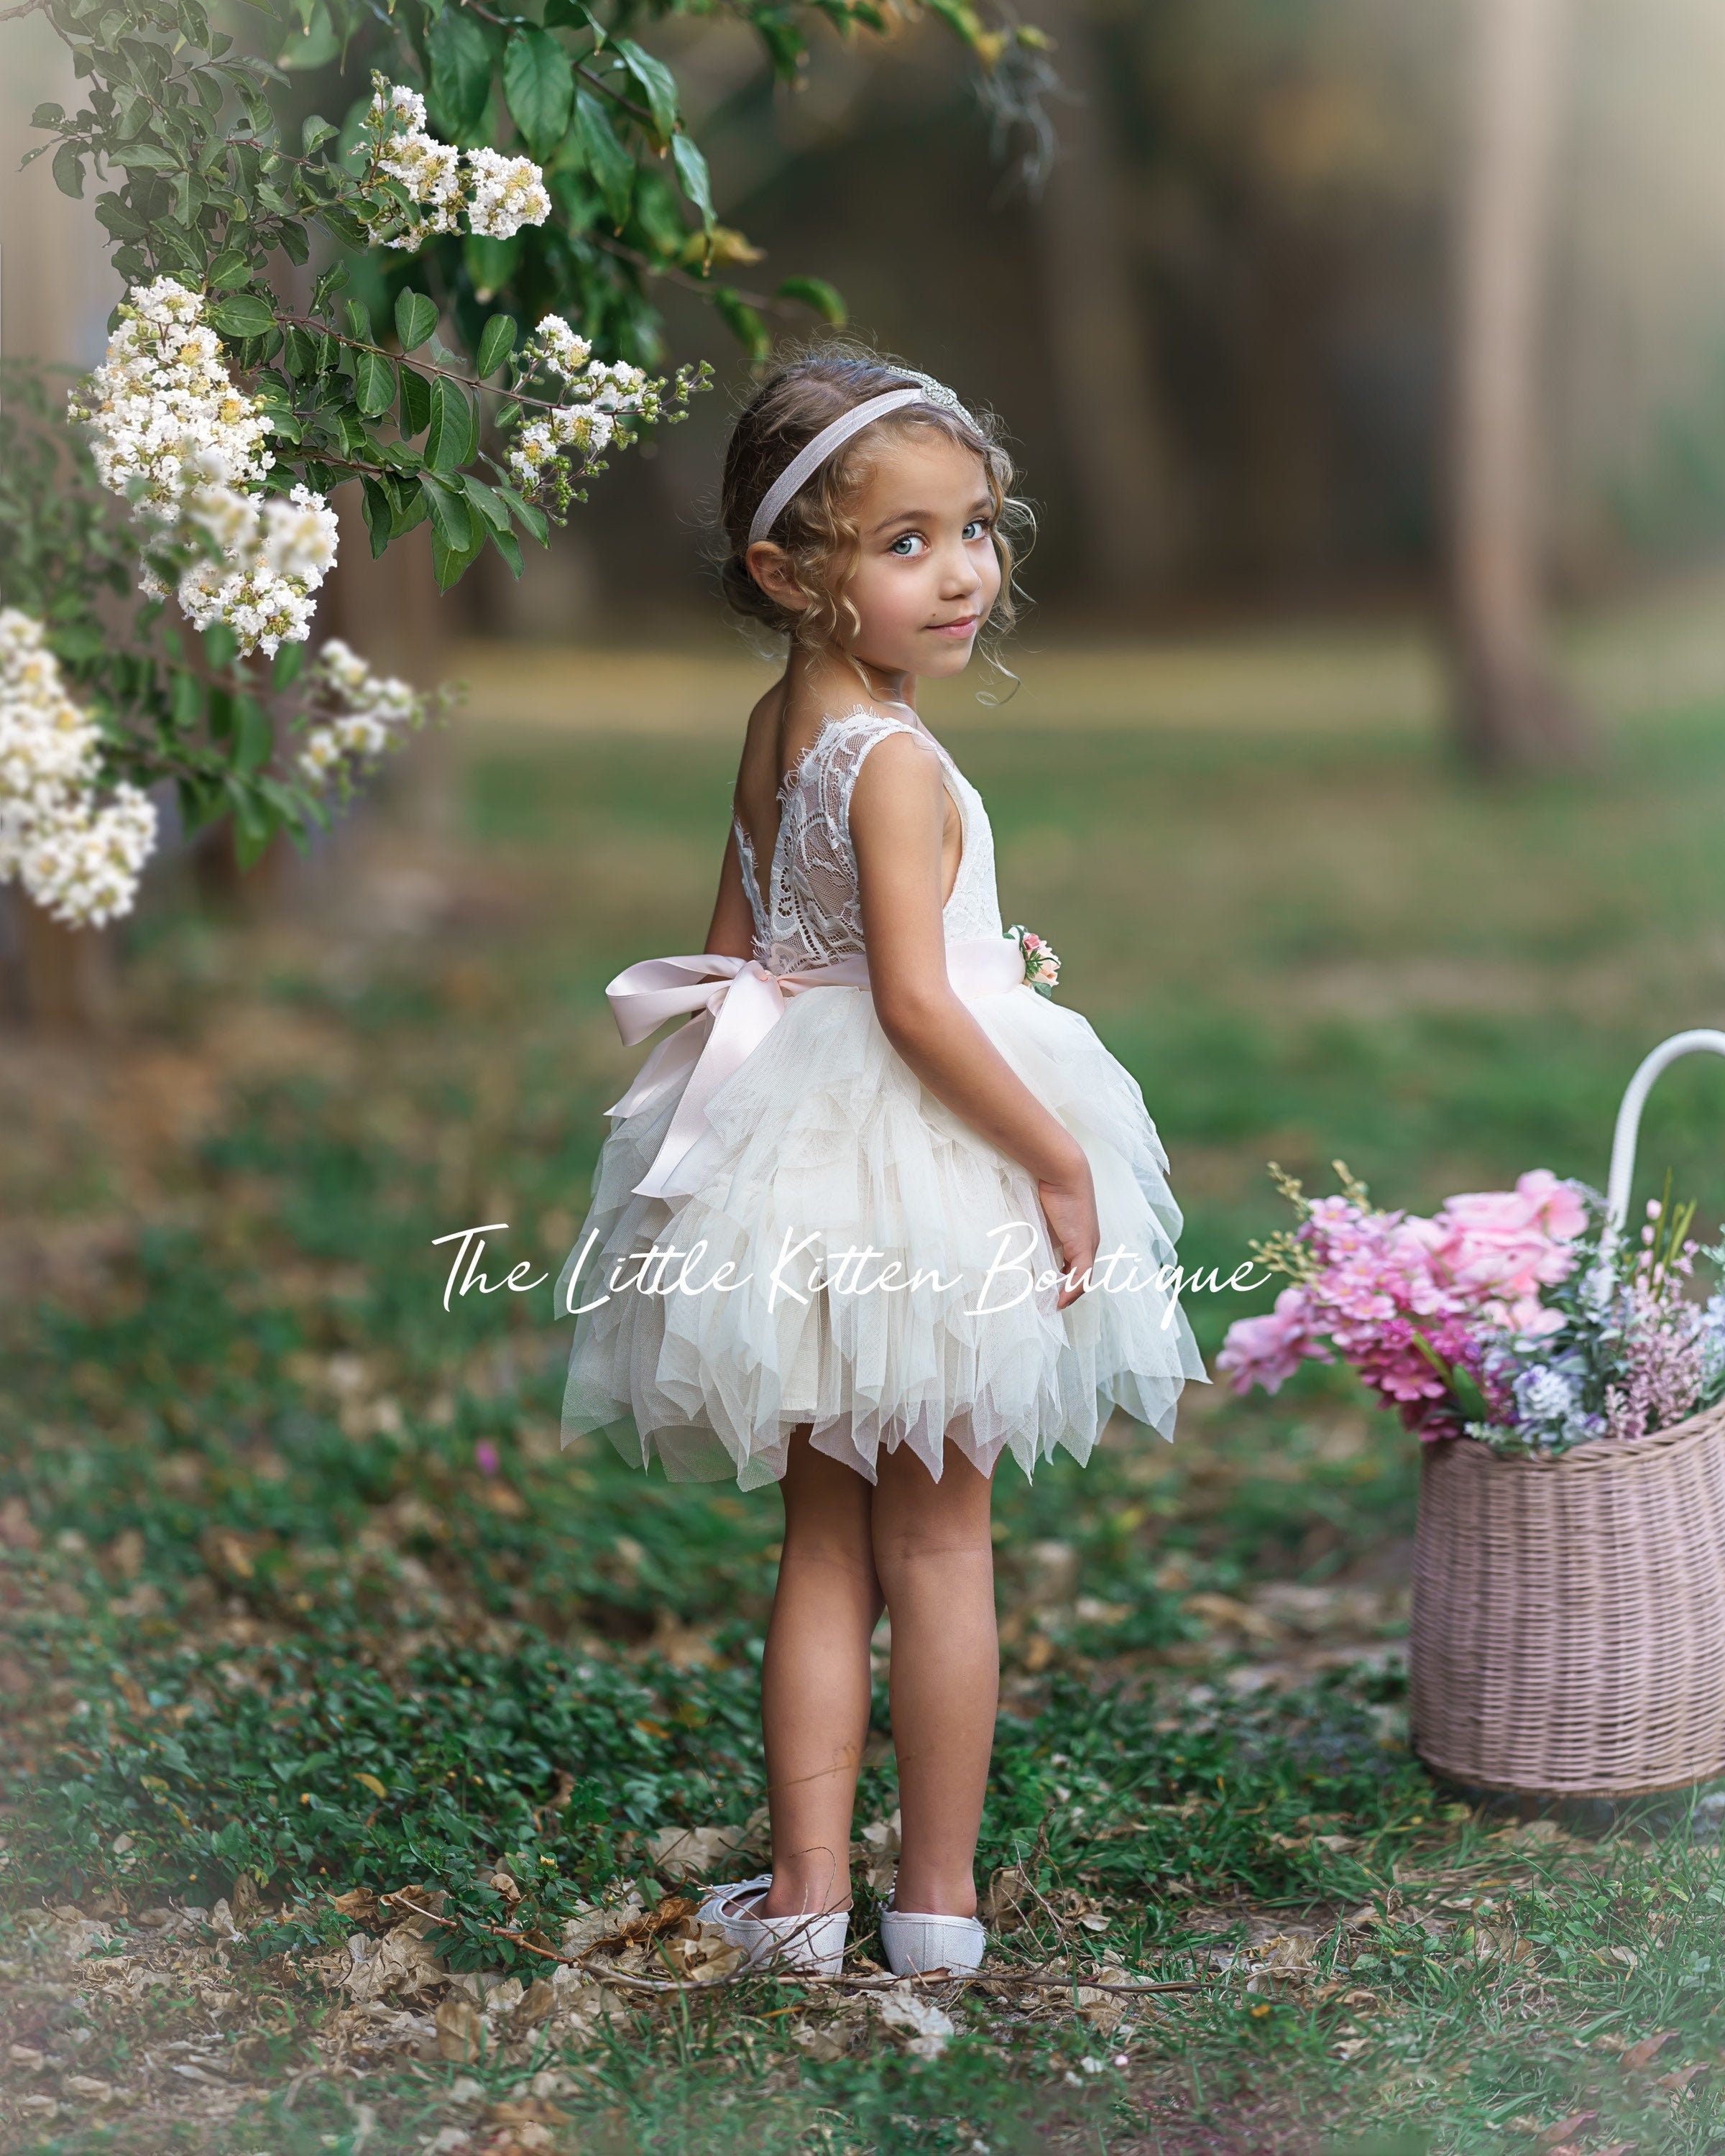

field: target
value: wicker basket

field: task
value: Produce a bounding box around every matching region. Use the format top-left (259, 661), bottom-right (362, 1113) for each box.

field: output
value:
top-left (1408, 1027), bottom-right (1725, 1799)
top-left (1409, 1404), bottom-right (1725, 1795)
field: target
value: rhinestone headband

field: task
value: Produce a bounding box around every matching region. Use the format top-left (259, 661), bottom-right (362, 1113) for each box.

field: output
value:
top-left (746, 372), bottom-right (978, 552)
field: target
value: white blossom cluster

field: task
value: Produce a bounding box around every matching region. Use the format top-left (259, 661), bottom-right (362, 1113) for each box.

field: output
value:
top-left (0, 611), bottom-right (157, 928)
top-left (505, 316), bottom-right (659, 498)
top-left (464, 147), bottom-right (553, 240)
top-left (168, 481), bottom-right (341, 660)
top-left (72, 282), bottom-right (340, 658)
top-left (364, 83), bottom-right (551, 252)
top-left (297, 639), bottom-right (429, 789)
top-left (68, 277), bottom-right (275, 521)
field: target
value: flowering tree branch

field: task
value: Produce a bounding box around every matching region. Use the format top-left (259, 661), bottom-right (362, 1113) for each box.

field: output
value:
top-left (0, 0), bottom-right (1052, 923)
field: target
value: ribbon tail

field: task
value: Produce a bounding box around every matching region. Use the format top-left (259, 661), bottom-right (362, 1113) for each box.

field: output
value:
top-left (630, 966), bottom-right (789, 1200)
top-left (605, 1013), bottom-right (712, 1123)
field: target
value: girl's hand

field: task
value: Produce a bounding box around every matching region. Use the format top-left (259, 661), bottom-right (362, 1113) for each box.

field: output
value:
top-left (1038, 1158), bottom-right (1099, 1312)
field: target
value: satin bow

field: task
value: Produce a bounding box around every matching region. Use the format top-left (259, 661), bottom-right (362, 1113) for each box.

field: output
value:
top-left (604, 936), bottom-right (1028, 1200)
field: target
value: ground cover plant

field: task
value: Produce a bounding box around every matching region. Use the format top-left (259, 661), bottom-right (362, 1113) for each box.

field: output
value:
top-left (6, 691), bottom-right (1725, 2152)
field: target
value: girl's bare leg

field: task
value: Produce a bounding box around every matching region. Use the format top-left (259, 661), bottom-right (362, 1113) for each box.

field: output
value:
top-left (871, 1444), bottom-right (998, 1918)
top-left (758, 1428), bottom-right (883, 1917)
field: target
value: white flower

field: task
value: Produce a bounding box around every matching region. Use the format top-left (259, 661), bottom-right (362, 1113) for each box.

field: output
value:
top-left (377, 129), bottom-right (465, 249)
top-left (465, 147), bottom-right (551, 239)
top-left (297, 640), bottom-right (432, 787)
top-left (0, 610), bottom-right (157, 926)
top-left (261, 486), bottom-right (341, 583)
top-left (533, 315), bottom-right (593, 380)
top-left (70, 283), bottom-right (337, 655)
top-left (69, 277), bottom-right (273, 524)
top-left (582, 359), bottom-right (648, 413)
top-left (369, 81), bottom-right (428, 132)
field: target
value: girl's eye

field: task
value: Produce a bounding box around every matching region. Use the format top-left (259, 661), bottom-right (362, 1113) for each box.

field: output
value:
top-left (963, 517), bottom-right (992, 542)
top-left (888, 533), bottom-right (926, 557)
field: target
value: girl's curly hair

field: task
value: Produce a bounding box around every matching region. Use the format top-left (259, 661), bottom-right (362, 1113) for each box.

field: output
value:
top-left (717, 341), bottom-right (1033, 672)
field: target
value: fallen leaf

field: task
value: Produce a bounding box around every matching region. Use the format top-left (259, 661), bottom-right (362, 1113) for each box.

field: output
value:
top-left (436, 1994), bottom-right (486, 2065)
top-left (1537, 2117), bottom-right (1597, 2150)
top-left (1655, 2063), bottom-right (1708, 2095)
top-left (643, 1825), bottom-right (748, 1880)
top-left (878, 1985), bottom-right (954, 2060)
top-left (1619, 2030), bottom-right (1677, 2072)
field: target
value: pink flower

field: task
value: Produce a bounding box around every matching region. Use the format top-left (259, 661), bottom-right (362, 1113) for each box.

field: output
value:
top-left (1223, 1169), bottom-right (1590, 1440)
top-left (1217, 1285), bottom-right (1332, 1394)
top-left (475, 1440), bottom-right (500, 1475)
top-left (1406, 1170), bottom-right (1585, 1332)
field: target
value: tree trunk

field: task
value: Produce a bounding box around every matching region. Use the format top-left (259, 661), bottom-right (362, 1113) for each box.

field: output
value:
top-left (1447, 0), bottom-right (1594, 771)
top-left (1028, 0), bottom-right (1183, 604)
top-left (0, 891), bottom-right (119, 1036)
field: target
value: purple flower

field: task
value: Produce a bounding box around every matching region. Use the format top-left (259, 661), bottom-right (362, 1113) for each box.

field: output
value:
top-left (475, 1440), bottom-right (500, 1476)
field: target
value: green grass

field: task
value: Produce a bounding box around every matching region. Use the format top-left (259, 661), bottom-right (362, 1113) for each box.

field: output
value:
top-left (6, 700), bottom-right (1725, 2152)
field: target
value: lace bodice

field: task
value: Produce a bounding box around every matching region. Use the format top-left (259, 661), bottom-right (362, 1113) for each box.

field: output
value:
top-left (733, 707), bottom-right (1003, 971)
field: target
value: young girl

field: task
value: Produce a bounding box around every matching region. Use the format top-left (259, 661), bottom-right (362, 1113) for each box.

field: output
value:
top-left (556, 349), bottom-right (1208, 1978)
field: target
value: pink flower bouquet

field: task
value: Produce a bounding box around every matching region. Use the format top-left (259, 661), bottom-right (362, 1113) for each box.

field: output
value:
top-left (1218, 1161), bottom-right (1725, 1457)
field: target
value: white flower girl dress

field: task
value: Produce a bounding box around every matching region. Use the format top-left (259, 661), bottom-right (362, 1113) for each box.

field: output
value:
top-left (556, 705), bottom-right (1210, 1485)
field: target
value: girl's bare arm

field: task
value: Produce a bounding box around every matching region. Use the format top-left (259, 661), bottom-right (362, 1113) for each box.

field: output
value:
top-left (704, 817), bottom-right (758, 962)
top-left (850, 729), bottom-right (1098, 1307)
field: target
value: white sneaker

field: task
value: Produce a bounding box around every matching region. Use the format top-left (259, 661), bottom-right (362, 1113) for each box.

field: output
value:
top-left (696, 1874), bottom-right (850, 1976)
top-left (880, 1902), bottom-right (987, 1977)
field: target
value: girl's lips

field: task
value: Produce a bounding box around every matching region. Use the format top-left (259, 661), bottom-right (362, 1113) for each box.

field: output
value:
top-left (927, 616), bottom-right (978, 637)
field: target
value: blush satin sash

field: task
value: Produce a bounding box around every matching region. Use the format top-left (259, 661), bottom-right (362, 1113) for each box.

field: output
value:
top-left (603, 936), bottom-right (1027, 1200)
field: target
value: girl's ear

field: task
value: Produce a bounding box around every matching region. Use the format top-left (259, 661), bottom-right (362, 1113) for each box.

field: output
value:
top-left (745, 541), bottom-right (808, 611)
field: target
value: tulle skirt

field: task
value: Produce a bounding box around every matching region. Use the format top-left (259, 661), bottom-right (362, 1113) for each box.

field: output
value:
top-left (556, 981), bottom-right (1210, 1488)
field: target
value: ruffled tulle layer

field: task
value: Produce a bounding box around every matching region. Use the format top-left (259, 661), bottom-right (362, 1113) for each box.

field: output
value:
top-left (556, 982), bottom-right (1210, 1488)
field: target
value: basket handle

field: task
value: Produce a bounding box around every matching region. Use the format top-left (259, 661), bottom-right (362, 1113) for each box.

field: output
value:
top-left (1596, 1028), bottom-right (1725, 1269)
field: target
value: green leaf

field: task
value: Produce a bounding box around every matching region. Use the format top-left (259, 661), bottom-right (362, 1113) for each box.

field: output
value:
top-left (343, 298), bottom-right (374, 343)
top-left (464, 233), bottom-right (520, 303)
top-left (211, 292), bottom-right (276, 339)
top-left (498, 484), bottom-right (548, 545)
top-left (301, 114), bottom-right (337, 155)
top-left (714, 285), bottom-right (769, 362)
top-left (574, 90), bottom-right (632, 229)
top-left (392, 479), bottom-right (430, 538)
top-left (361, 476), bottom-right (396, 558)
top-left (671, 134), bottom-right (714, 233)
top-left (420, 473), bottom-right (472, 552)
top-left (272, 641), bottom-right (306, 689)
top-left (278, 0), bottom-right (339, 70)
top-left (169, 668), bottom-right (202, 729)
top-left (52, 141), bottom-right (85, 199)
top-left (353, 349), bottom-right (395, 418)
top-left (776, 275), bottom-right (846, 327)
top-left (205, 249), bottom-right (252, 290)
top-left (475, 314), bottom-right (517, 378)
top-left (427, 8), bottom-right (492, 139)
top-left (235, 695), bottom-right (272, 774)
top-left (461, 474), bottom-right (509, 532)
top-left (489, 525), bottom-right (524, 577)
top-left (203, 622), bottom-right (239, 672)
top-left (503, 27), bottom-right (574, 161)
top-left (614, 37), bottom-right (678, 143)
top-left (425, 377), bottom-right (475, 473)
top-left (433, 529), bottom-right (487, 591)
top-left (398, 364), bottom-right (433, 436)
top-left (32, 101), bottom-right (65, 127)
top-left (395, 289), bottom-right (438, 353)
